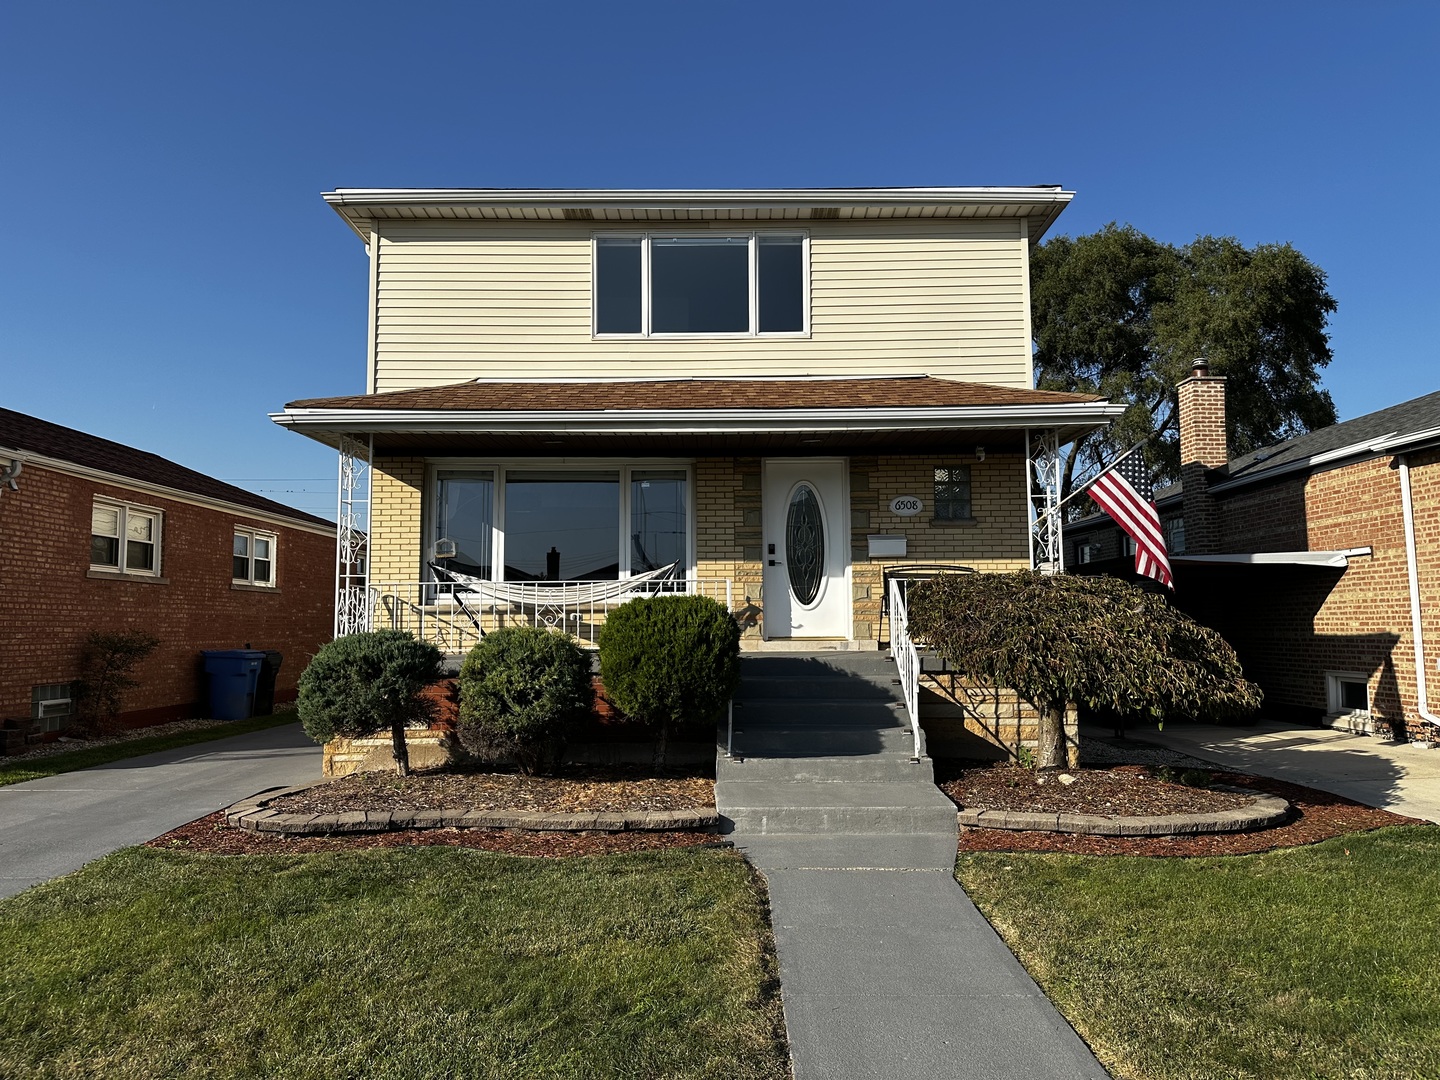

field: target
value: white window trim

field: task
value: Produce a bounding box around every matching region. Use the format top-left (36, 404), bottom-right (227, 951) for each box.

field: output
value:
top-left (90, 498), bottom-right (162, 577)
top-left (233, 527), bottom-right (278, 586)
top-left (423, 460), bottom-right (697, 584)
top-left (1326, 671), bottom-right (1371, 716)
top-left (592, 231), bottom-right (810, 340)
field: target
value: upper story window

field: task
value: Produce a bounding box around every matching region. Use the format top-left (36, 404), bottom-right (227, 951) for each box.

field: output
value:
top-left (91, 500), bottom-right (160, 575)
top-left (234, 528), bottom-right (276, 586)
top-left (595, 233), bottom-right (807, 337)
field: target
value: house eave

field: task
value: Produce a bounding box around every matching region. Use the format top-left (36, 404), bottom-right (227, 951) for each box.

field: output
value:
top-left (270, 402), bottom-right (1123, 454)
top-left (322, 186), bottom-right (1077, 245)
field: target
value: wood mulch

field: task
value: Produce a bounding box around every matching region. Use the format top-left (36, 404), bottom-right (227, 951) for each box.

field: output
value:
top-left (265, 764), bottom-right (716, 816)
top-left (954, 768), bottom-right (1430, 857)
top-left (147, 813), bottom-right (724, 858)
top-left (937, 761), bottom-right (1252, 817)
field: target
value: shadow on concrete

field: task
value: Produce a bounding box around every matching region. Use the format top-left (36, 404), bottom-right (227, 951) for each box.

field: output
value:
top-left (729, 655), bottom-right (899, 759)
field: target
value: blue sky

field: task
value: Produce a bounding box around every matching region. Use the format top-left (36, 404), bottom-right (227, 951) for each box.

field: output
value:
top-left (3, 1), bottom-right (1435, 519)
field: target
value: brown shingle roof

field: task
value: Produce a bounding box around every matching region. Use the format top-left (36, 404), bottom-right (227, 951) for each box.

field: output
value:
top-left (0, 407), bottom-right (333, 529)
top-left (287, 377), bottom-right (1103, 412)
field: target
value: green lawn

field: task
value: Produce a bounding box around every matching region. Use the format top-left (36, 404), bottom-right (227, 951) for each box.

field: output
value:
top-left (0, 711), bottom-right (301, 788)
top-left (0, 845), bottom-right (785, 1080)
top-left (957, 826), bottom-right (1440, 1080)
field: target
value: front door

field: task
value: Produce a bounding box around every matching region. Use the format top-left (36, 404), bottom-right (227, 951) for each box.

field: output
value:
top-left (762, 459), bottom-right (850, 639)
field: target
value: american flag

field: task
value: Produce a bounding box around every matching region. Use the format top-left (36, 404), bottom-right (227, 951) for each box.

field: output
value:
top-left (1087, 450), bottom-right (1173, 588)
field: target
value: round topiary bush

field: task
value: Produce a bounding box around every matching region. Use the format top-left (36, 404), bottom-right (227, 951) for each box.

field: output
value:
top-left (297, 629), bottom-right (444, 776)
top-left (456, 626), bottom-right (594, 775)
top-left (597, 593), bottom-right (740, 763)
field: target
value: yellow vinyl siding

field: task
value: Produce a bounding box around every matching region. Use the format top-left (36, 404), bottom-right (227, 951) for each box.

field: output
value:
top-left (371, 219), bottom-right (1032, 392)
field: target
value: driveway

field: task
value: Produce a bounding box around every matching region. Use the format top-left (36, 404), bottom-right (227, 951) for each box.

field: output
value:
top-left (1111, 719), bottom-right (1440, 824)
top-left (0, 722), bottom-right (322, 899)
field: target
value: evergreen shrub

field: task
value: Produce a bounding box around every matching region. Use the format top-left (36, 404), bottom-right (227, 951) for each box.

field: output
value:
top-left (455, 627), bottom-right (593, 775)
top-left (597, 594), bottom-right (740, 762)
top-left (297, 629), bottom-right (443, 775)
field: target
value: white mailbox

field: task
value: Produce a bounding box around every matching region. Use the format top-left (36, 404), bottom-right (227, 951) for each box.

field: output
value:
top-left (867, 534), bottom-right (907, 557)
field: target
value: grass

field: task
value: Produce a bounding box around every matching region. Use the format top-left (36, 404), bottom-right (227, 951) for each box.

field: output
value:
top-left (0, 711), bottom-right (301, 787)
top-left (0, 845), bottom-right (787, 1080)
top-left (956, 826), bottom-right (1440, 1080)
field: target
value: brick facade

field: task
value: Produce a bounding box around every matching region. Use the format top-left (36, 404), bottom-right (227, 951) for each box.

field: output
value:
top-left (1192, 452), bottom-right (1440, 739)
top-left (0, 460), bottom-right (335, 729)
top-left (365, 452), bottom-right (1033, 649)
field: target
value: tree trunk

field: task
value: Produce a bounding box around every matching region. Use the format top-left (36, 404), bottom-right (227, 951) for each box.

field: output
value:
top-left (654, 720), bottom-right (669, 768)
top-left (1037, 704), bottom-right (1066, 770)
top-left (391, 718), bottom-right (411, 777)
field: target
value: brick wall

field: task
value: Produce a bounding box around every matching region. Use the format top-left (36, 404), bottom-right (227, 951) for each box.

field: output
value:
top-left (366, 454), bottom-right (1031, 647)
top-left (1181, 452), bottom-right (1440, 739)
top-left (1177, 372), bottom-right (1228, 554)
top-left (370, 456), bottom-right (425, 584)
top-left (0, 462), bottom-right (335, 725)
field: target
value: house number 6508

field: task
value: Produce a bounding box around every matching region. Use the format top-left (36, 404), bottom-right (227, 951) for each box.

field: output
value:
top-left (889, 496), bottom-right (923, 516)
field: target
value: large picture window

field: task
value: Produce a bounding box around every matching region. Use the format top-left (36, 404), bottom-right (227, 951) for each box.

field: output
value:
top-left (431, 465), bottom-right (691, 584)
top-left (595, 233), bottom-right (806, 337)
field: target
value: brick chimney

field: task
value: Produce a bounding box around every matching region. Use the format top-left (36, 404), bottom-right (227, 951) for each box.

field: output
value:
top-left (1177, 358), bottom-right (1228, 554)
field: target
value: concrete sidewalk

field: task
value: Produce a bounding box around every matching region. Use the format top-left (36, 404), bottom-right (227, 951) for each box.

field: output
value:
top-left (1111, 720), bottom-right (1440, 823)
top-left (721, 654), bottom-right (1109, 1079)
top-left (0, 722), bottom-right (322, 898)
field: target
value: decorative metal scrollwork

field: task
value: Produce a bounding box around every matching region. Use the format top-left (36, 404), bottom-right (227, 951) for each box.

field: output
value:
top-left (786, 484), bottom-right (824, 606)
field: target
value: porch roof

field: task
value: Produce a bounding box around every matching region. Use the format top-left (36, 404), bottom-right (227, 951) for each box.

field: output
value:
top-left (272, 376), bottom-right (1121, 456)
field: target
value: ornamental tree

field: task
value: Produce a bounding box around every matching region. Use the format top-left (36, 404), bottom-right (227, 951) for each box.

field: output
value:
top-left (906, 571), bottom-right (1261, 769)
top-left (297, 629), bottom-right (443, 776)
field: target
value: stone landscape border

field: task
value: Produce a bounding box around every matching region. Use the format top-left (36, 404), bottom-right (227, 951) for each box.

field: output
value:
top-left (224, 784), bottom-right (720, 835)
top-left (955, 789), bottom-right (1290, 836)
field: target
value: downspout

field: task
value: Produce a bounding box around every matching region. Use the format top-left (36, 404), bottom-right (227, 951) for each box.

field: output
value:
top-left (1397, 453), bottom-right (1440, 730)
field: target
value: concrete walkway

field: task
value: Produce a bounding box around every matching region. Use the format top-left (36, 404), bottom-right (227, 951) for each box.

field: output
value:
top-left (1111, 719), bottom-right (1440, 824)
top-left (718, 654), bottom-right (1109, 1080)
top-left (0, 722), bottom-right (322, 898)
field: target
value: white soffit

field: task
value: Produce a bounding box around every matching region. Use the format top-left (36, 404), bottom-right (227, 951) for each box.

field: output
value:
top-left (322, 186), bottom-right (1077, 244)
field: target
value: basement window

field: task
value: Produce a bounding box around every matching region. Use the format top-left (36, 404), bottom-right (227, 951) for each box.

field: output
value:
top-left (1327, 672), bottom-right (1370, 715)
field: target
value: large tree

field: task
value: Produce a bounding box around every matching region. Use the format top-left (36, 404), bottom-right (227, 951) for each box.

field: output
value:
top-left (1032, 224), bottom-right (1338, 504)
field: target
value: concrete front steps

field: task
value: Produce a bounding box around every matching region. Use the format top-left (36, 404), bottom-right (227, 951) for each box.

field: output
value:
top-left (716, 652), bottom-right (958, 837)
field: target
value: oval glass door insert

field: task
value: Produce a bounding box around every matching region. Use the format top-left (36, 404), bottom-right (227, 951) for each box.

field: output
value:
top-left (786, 484), bottom-right (824, 605)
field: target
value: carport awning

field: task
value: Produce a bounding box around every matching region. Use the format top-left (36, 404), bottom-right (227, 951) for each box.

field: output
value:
top-left (1173, 548), bottom-right (1372, 569)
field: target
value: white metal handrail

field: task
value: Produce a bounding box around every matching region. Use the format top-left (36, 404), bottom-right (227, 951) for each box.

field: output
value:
top-left (888, 577), bottom-right (923, 762)
top-left (363, 577), bottom-right (733, 649)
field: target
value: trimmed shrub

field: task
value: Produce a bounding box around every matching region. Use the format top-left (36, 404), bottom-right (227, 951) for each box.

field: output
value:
top-left (73, 630), bottom-right (160, 735)
top-left (597, 594), bottom-right (740, 764)
top-left (297, 630), bottom-right (443, 776)
top-left (456, 627), bottom-right (593, 775)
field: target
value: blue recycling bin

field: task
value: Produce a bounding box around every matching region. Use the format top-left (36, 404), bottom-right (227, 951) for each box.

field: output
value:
top-left (202, 650), bottom-right (267, 720)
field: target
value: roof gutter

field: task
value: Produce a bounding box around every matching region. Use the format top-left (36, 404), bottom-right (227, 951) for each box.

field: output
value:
top-left (1398, 452), bottom-right (1440, 732)
top-left (270, 402), bottom-right (1125, 436)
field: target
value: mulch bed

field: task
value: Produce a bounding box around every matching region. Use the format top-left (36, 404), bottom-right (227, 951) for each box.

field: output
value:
top-left (954, 769), bottom-right (1430, 856)
top-left (148, 812), bottom-right (725, 858)
top-left (265, 764), bottom-right (715, 816)
top-left (937, 762), bottom-right (1252, 817)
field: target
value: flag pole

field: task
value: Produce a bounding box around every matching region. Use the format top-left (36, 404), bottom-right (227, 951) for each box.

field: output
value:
top-left (1034, 434), bottom-right (1155, 531)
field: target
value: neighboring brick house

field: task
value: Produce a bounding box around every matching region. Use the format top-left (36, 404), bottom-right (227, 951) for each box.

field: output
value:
top-left (0, 408), bottom-right (336, 739)
top-left (1068, 366), bottom-right (1440, 740)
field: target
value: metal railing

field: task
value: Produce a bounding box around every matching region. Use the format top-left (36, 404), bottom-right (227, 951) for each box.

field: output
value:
top-left (362, 577), bottom-right (734, 651)
top-left (887, 576), bottom-right (923, 762)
